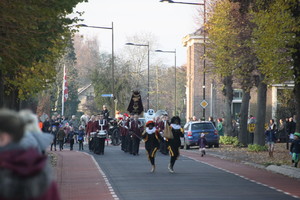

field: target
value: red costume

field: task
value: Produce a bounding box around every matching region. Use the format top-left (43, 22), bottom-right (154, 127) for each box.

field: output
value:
top-left (92, 119), bottom-right (109, 132)
top-left (85, 120), bottom-right (94, 137)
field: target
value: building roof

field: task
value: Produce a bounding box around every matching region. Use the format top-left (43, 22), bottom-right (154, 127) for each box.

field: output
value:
top-left (78, 84), bottom-right (92, 95)
top-left (182, 26), bottom-right (206, 47)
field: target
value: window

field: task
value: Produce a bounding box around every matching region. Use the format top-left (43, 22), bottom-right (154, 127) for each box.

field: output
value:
top-left (233, 89), bottom-right (243, 100)
top-left (191, 123), bottom-right (214, 130)
top-left (184, 124), bottom-right (190, 130)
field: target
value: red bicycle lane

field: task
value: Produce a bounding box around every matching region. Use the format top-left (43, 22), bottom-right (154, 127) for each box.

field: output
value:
top-left (181, 150), bottom-right (300, 199)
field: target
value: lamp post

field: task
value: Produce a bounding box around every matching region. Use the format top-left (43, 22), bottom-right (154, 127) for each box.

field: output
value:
top-left (160, 0), bottom-right (206, 119)
top-left (155, 49), bottom-right (177, 115)
top-left (77, 23), bottom-right (115, 114)
top-left (125, 42), bottom-right (150, 111)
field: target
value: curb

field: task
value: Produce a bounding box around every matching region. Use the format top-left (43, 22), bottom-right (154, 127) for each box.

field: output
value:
top-left (205, 151), bottom-right (300, 179)
top-left (266, 165), bottom-right (300, 179)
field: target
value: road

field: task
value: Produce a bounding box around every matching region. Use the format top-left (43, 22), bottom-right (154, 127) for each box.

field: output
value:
top-left (85, 144), bottom-right (299, 200)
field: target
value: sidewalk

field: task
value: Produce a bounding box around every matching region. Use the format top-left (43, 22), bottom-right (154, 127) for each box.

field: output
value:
top-left (53, 150), bottom-right (116, 200)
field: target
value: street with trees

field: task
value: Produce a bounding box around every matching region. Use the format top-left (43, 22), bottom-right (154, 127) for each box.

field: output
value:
top-left (206, 0), bottom-right (299, 145)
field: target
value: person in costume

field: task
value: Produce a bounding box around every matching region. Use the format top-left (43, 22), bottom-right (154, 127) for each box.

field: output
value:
top-left (119, 114), bottom-right (129, 152)
top-left (127, 91), bottom-right (144, 115)
top-left (86, 115), bottom-right (95, 151)
top-left (125, 113), bottom-right (134, 153)
top-left (157, 114), bottom-right (169, 155)
top-left (142, 120), bottom-right (161, 172)
top-left (92, 114), bottom-right (108, 155)
top-left (167, 116), bottom-right (184, 173)
top-left (129, 114), bottom-right (143, 155)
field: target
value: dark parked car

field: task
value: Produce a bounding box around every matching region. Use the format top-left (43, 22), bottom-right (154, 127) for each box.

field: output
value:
top-left (182, 121), bottom-right (219, 149)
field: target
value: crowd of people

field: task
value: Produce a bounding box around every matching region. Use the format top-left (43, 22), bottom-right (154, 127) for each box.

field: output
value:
top-left (264, 117), bottom-right (300, 167)
top-left (2, 106), bottom-right (300, 199)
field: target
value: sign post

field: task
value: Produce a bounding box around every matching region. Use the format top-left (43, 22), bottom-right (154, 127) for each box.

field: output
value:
top-left (200, 100), bottom-right (208, 109)
top-left (101, 94), bottom-right (114, 98)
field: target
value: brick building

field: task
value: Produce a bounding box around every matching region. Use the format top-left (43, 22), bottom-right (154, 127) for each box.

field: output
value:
top-left (182, 28), bottom-right (293, 122)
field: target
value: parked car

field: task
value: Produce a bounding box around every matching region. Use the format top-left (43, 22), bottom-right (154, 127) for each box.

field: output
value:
top-left (181, 121), bottom-right (219, 149)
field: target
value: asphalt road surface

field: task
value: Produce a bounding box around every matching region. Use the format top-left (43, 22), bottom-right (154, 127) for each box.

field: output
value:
top-left (86, 145), bottom-right (298, 200)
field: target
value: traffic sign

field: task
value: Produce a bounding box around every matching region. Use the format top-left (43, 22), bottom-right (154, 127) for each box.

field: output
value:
top-left (200, 100), bottom-right (208, 108)
top-left (101, 94), bottom-right (113, 98)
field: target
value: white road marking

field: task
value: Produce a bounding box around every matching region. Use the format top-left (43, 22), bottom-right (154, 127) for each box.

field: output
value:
top-left (182, 154), bottom-right (299, 199)
top-left (83, 152), bottom-right (119, 200)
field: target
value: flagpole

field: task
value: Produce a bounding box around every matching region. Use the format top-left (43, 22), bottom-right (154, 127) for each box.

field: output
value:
top-left (62, 65), bottom-right (65, 116)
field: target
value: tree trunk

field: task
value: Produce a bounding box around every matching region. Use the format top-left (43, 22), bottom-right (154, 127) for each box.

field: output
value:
top-left (223, 76), bottom-right (233, 136)
top-left (0, 70), bottom-right (4, 108)
top-left (254, 75), bottom-right (267, 145)
top-left (238, 90), bottom-right (250, 146)
top-left (295, 81), bottom-right (300, 132)
top-left (3, 89), bottom-right (20, 110)
top-left (293, 27), bottom-right (300, 132)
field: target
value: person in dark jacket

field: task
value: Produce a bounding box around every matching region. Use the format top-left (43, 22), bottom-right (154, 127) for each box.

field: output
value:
top-left (209, 116), bottom-right (216, 127)
top-left (198, 133), bottom-right (207, 157)
top-left (287, 117), bottom-right (296, 147)
top-left (102, 105), bottom-right (110, 121)
top-left (129, 114), bottom-right (143, 155)
top-left (277, 119), bottom-right (287, 143)
top-left (167, 116), bottom-right (184, 173)
top-left (57, 127), bottom-right (65, 151)
top-left (290, 132), bottom-right (300, 167)
top-left (50, 126), bottom-right (58, 151)
top-left (265, 119), bottom-right (277, 157)
top-left (157, 114), bottom-right (169, 155)
top-left (285, 117), bottom-right (290, 149)
top-left (68, 127), bottom-right (75, 151)
top-left (42, 117), bottom-right (51, 133)
top-left (0, 109), bottom-right (60, 200)
top-left (142, 120), bottom-right (161, 173)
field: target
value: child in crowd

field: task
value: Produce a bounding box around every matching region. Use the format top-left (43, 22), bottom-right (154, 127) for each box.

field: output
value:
top-left (290, 132), bottom-right (300, 167)
top-left (78, 125), bottom-right (85, 151)
top-left (198, 133), bottom-right (207, 157)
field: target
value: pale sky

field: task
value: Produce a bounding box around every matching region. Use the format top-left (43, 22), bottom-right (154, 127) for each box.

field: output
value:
top-left (73, 0), bottom-right (203, 66)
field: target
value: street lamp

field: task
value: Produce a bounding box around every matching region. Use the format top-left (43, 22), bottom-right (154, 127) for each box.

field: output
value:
top-left (160, 0), bottom-right (207, 119)
top-left (160, 0), bottom-right (202, 5)
top-left (125, 42), bottom-right (150, 111)
top-left (77, 23), bottom-right (115, 114)
top-left (155, 49), bottom-right (177, 115)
